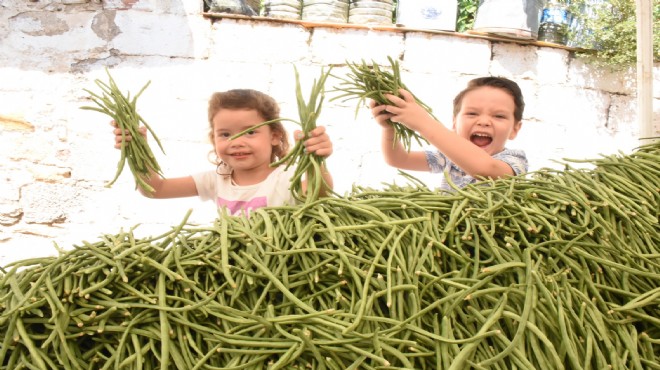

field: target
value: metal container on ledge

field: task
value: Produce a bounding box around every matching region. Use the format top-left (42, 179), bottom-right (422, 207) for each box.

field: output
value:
top-left (472, 0), bottom-right (545, 40)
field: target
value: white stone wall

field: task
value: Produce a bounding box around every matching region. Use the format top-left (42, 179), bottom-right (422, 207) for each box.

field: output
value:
top-left (1, 0), bottom-right (658, 265)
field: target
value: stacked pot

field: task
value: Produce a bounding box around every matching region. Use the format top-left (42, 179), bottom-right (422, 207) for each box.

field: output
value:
top-left (348, 0), bottom-right (395, 26)
top-left (208, 0), bottom-right (260, 15)
top-left (301, 0), bottom-right (349, 23)
top-left (262, 0), bottom-right (302, 20)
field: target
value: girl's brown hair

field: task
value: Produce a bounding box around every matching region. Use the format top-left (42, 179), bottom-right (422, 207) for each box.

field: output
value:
top-left (207, 89), bottom-right (290, 165)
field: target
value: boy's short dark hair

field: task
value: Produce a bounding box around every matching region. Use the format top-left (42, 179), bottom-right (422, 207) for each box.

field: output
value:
top-left (452, 77), bottom-right (525, 122)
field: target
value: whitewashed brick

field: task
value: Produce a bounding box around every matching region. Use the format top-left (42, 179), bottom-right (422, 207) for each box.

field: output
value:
top-left (0, 202), bottom-right (22, 227)
top-left (490, 43), bottom-right (539, 80)
top-left (0, 168), bottom-right (26, 203)
top-left (210, 20), bottom-right (309, 63)
top-left (20, 182), bottom-right (76, 224)
top-left (535, 84), bottom-right (610, 128)
top-left (396, 72), bottom-right (462, 124)
top-left (514, 78), bottom-right (540, 121)
top-left (3, 12), bottom-right (109, 71)
top-left (0, 232), bottom-right (62, 267)
top-left (404, 33), bottom-right (491, 75)
top-left (113, 12), bottom-right (199, 58)
top-left (608, 94), bottom-right (638, 136)
top-left (513, 120), bottom-right (568, 171)
top-left (310, 28), bottom-right (404, 65)
top-left (535, 47), bottom-right (570, 85)
top-left (568, 58), bottom-right (636, 95)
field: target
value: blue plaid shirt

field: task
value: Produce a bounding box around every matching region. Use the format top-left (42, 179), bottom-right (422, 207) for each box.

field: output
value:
top-left (425, 148), bottom-right (528, 192)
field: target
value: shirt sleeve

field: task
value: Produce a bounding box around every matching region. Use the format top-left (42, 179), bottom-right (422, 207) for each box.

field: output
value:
top-left (191, 171), bottom-right (217, 202)
top-left (424, 150), bottom-right (448, 173)
top-left (266, 166), bottom-right (298, 207)
top-left (494, 149), bottom-right (528, 175)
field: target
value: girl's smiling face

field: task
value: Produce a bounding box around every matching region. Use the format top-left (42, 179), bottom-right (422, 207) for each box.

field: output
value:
top-left (453, 86), bottom-right (522, 155)
top-left (212, 108), bottom-right (281, 178)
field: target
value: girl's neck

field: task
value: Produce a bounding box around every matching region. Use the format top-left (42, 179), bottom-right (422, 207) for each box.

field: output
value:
top-left (230, 166), bottom-right (276, 186)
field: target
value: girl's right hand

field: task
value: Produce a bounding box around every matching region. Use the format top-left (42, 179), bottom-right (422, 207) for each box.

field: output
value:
top-left (111, 120), bottom-right (146, 149)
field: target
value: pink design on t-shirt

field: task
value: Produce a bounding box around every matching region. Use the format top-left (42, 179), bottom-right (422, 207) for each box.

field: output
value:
top-left (217, 196), bottom-right (268, 215)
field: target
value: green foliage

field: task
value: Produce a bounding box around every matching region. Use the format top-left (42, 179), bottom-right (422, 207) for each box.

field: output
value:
top-left (456, 0), bottom-right (478, 32)
top-left (567, 0), bottom-right (660, 69)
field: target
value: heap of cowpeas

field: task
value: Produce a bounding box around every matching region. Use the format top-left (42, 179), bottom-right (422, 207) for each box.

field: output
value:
top-left (1, 140), bottom-right (658, 369)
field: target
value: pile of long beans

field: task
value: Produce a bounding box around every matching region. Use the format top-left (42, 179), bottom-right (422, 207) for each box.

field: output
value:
top-left (1, 141), bottom-right (659, 369)
top-left (81, 69), bottom-right (165, 194)
top-left (331, 57), bottom-right (436, 151)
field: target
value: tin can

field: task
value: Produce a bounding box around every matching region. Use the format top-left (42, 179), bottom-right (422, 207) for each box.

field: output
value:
top-left (538, 3), bottom-right (570, 44)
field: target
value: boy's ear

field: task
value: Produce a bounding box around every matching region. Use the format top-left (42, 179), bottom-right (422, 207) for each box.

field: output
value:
top-left (508, 121), bottom-right (523, 139)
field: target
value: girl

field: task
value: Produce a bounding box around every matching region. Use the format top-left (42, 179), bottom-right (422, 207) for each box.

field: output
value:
top-left (370, 76), bottom-right (527, 191)
top-left (114, 89), bottom-right (334, 215)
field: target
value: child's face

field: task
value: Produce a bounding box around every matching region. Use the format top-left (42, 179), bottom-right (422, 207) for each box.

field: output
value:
top-left (453, 86), bottom-right (521, 156)
top-left (211, 108), bottom-right (281, 173)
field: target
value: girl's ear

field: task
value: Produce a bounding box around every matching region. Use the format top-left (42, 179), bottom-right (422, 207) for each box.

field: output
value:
top-left (270, 130), bottom-right (283, 146)
top-left (508, 121), bottom-right (523, 139)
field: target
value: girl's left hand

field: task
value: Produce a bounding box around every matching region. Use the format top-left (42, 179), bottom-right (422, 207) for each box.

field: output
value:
top-left (295, 126), bottom-right (333, 157)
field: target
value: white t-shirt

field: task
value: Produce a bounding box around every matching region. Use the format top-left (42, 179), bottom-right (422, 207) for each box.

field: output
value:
top-left (192, 166), bottom-right (297, 215)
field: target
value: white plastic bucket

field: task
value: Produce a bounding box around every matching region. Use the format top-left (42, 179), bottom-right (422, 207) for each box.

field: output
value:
top-left (472, 0), bottom-right (546, 39)
top-left (395, 0), bottom-right (458, 31)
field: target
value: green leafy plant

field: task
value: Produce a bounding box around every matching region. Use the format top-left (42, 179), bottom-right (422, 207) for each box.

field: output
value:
top-left (456, 0), bottom-right (478, 32)
top-left (567, 0), bottom-right (660, 69)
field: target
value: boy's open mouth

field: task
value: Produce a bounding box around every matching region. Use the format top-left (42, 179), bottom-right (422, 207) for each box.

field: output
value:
top-left (470, 133), bottom-right (492, 147)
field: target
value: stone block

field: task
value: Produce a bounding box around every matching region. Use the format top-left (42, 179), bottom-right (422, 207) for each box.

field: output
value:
top-left (535, 47), bottom-right (569, 85)
top-left (20, 182), bottom-right (78, 224)
top-left (310, 28), bottom-right (404, 65)
top-left (568, 59), bottom-right (636, 95)
top-left (490, 43), bottom-right (538, 80)
top-left (210, 20), bottom-right (309, 63)
top-left (113, 12), bottom-right (199, 58)
top-left (404, 33), bottom-right (490, 75)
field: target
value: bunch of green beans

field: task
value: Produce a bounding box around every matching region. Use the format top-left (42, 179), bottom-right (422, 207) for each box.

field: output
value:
top-left (331, 57), bottom-right (437, 151)
top-left (1, 141), bottom-right (658, 369)
top-left (275, 66), bottom-right (333, 203)
top-left (81, 68), bottom-right (165, 194)
top-left (231, 67), bottom-right (334, 204)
